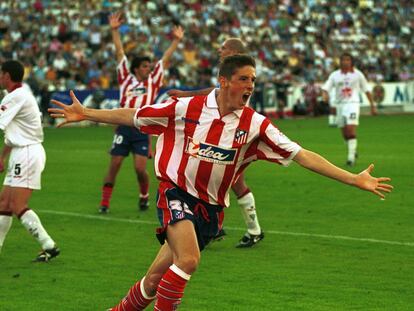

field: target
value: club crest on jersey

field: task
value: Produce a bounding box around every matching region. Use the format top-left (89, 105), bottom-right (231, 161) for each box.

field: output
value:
top-left (234, 128), bottom-right (248, 144)
top-left (186, 137), bottom-right (237, 165)
top-left (127, 87), bottom-right (147, 97)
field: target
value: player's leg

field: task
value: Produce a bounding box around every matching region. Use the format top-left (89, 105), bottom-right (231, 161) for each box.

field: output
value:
top-left (0, 186), bottom-right (13, 254)
top-left (6, 144), bottom-right (58, 261)
top-left (153, 220), bottom-right (199, 310)
top-left (109, 221), bottom-right (198, 311)
top-left (100, 127), bottom-right (130, 213)
top-left (232, 174), bottom-right (264, 248)
top-left (133, 154), bottom-right (150, 211)
top-left (11, 187), bottom-right (59, 261)
top-left (132, 133), bottom-right (151, 211)
top-left (110, 243), bottom-right (173, 311)
top-left (99, 155), bottom-right (125, 213)
top-left (341, 105), bottom-right (359, 166)
top-left (328, 105), bottom-right (337, 127)
top-left (342, 125), bottom-right (357, 166)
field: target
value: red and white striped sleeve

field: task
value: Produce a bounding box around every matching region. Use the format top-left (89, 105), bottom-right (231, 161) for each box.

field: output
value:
top-left (133, 97), bottom-right (179, 135)
top-left (149, 60), bottom-right (164, 88)
top-left (256, 118), bottom-right (301, 166)
top-left (117, 55), bottom-right (130, 84)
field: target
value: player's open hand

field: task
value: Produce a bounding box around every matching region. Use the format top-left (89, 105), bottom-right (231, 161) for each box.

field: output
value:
top-left (109, 12), bottom-right (124, 30)
top-left (354, 164), bottom-right (393, 199)
top-left (48, 91), bottom-right (86, 128)
top-left (172, 25), bottom-right (184, 41)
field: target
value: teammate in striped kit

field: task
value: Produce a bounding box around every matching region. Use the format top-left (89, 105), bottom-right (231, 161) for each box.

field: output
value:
top-left (169, 38), bottom-right (264, 248)
top-left (0, 60), bottom-right (59, 262)
top-left (99, 12), bottom-right (184, 213)
top-left (321, 53), bottom-right (377, 166)
top-left (49, 55), bottom-right (393, 310)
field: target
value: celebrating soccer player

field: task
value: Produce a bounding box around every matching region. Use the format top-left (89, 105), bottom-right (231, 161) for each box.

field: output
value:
top-left (98, 12), bottom-right (184, 214)
top-left (49, 54), bottom-right (392, 310)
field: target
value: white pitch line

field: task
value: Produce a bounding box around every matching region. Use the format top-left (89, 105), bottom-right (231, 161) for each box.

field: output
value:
top-left (38, 209), bottom-right (414, 247)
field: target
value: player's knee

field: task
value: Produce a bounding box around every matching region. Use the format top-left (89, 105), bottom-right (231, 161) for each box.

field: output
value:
top-left (345, 134), bottom-right (356, 140)
top-left (0, 196), bottom-right (10, 211)
top-left (9, 199), bottom-right (28, 215)
top-left (176, 253), bottom-right (200, 274)
top-left (135, 167), bottom-right (147, 178)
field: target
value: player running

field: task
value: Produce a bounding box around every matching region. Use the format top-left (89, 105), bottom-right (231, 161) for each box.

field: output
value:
top-left (49, 54), bottom-right (392, 310)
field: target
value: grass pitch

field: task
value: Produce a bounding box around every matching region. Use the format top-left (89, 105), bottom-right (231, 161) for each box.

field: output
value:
top-left (0, 115), bottom-right (413, 310)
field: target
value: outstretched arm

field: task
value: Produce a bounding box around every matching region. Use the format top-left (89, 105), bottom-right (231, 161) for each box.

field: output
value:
top-left (109, 12), bottom-right (125, 63)
top-left (48, 91), bottom-right (136, 127)
top-left (293, 148), bottom-right (393, 199)
top-left (167, 87), bottom-right (215, 98)
top-left (162, 25), bottom-right (184, 69)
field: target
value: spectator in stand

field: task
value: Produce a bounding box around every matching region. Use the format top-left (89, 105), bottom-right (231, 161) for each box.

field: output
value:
top-left (303, 79), bottom-right (322, 116)
top-left (0, 1), bottom-right (412, 102)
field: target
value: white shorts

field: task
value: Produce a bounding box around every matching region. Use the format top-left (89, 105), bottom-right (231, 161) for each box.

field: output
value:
top-left (335, 104), bottom-right (360, 128)
top-left (3, 144), bottom-right (46, 190)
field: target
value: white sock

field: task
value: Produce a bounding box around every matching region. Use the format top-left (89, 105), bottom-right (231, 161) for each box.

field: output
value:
top-left (328, 114), bottom-right (336, 126)
top-left (238, 192), bottom-right (261, 235)
top-left (0, 215), bottom-right (13, 253)
top-left (347, 138), bottom-right (357, 162)
top-left (20, 209), bottom-right (55, 250)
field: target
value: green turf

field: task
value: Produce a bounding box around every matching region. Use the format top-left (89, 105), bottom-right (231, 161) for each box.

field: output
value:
top-left (0, 115), bottom-right (413, 310)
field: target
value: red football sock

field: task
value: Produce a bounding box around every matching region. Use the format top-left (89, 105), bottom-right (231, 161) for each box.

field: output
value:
top-left (100, 183), bottom-right (114, 207)
top-left (154, 265), bottom-right (190, 311)
top-left (110, 277), bottom-right (155, 311)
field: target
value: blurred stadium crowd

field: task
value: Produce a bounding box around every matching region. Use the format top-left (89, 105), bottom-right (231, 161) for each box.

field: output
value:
top-left (0, 0), bottom-right (412, 94)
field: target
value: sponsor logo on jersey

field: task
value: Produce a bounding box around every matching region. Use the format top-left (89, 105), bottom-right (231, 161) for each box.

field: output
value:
top-left (186, 137), bottom-right (237, 165)
top-left (127, 87), bottom-right (147, 97)
top-left (181, 117), bottom-right (200, 125)
top-left (234, 128), bottom-right (248, 144)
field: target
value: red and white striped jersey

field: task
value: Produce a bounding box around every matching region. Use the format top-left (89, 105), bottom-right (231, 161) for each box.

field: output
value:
top-left (117, 55), bottom-right (164, 108)
top-left (134, 90), bottom-right (301, 207)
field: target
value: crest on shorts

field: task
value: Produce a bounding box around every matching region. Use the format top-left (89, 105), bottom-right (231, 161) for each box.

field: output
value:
top-left (234, 128), bottom-right (248, 144)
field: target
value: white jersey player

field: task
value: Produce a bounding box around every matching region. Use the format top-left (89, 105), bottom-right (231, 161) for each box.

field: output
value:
top-left (322, 53), bottom-right (376, 166)
top-left (0, 60), bottom-right (59, 262)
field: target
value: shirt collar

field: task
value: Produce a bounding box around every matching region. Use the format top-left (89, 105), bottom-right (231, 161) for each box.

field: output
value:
top-left (205, 88), bottom-right (243, 119)
top-left (9, 83), bottom-right (23, 93)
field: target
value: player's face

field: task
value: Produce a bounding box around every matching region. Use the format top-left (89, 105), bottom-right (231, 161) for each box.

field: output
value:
top-left (340, 56), bottom-right (353, 71)
top-left (134, 61), bottom-right (151, 81)
top-left (219, 42), bottom-right (235, 62)
top-left (221, 65), bottom-right (255, 111)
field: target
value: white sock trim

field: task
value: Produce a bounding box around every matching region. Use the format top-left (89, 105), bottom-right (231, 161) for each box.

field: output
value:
top-left (237, 191), bottom-right (254, 205)
top-left (140, 276), bottom-right (156, 300)
top-left (170, 264), bottom-right (191, 281)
